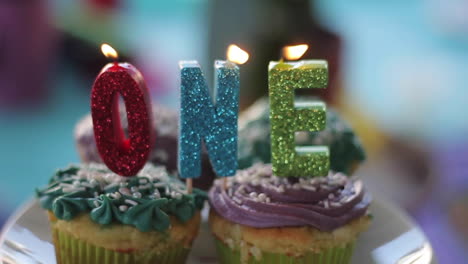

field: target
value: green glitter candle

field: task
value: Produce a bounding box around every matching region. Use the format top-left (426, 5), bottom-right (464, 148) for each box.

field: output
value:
top-left (268, 60), bottom-right (330, 177)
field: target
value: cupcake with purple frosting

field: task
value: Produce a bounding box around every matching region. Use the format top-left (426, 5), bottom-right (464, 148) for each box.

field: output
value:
top-left (209, 163), bottom-right (371, 264)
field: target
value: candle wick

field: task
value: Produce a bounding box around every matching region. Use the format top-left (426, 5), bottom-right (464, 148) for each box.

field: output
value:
top-left (112, 53), bottom-right (119, 64)
top-left (224, 60), bottom-right (237, 69)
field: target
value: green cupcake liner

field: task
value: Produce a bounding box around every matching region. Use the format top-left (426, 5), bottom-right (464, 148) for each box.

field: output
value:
top-left (52, 228), bottom-right (190, 264)
top-left (214, 238), bottom-right (356, 264)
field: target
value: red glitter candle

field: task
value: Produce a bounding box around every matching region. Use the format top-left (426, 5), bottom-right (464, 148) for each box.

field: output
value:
top-left (91, 44), bottom-right (153, 176)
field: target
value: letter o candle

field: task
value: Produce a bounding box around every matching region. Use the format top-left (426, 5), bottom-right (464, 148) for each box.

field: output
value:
top-left (91, 44), bottom-right (153, 176)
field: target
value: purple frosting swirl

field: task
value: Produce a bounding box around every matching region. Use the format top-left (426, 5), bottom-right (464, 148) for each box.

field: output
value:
top-left (209, 164), bottom-right (371, 231)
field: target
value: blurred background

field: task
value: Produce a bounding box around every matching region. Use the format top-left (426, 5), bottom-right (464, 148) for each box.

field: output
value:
top-left (0, 0), bottom-right (467, 263)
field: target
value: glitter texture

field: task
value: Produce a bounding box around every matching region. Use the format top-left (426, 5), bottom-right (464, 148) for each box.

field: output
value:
top-left (179, 60), bottom-right (240, 178)
top-left (268, 60), bottom-right (330, 177)
top-left (91, 63), bottom-right (153, 176)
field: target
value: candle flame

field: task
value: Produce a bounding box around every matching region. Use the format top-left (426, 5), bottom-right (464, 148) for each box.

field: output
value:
top-left (283, 44), bottom-right (309, 60)
top-left (101, 43), bottom-right (119, 60)
top-left (226, 44), bottom-right (249, 64)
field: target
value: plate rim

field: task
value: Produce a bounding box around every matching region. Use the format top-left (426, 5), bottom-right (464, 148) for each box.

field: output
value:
top-left (0, 199), bottom-right (37, 247)
top-left (0, 197), bottom-right (437, 264)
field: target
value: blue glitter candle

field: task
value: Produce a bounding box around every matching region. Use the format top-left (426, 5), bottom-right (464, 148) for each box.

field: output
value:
top-left (179, 60), bottom-right (240, 179)
top-left (269, 60), bottom-right (330, 177)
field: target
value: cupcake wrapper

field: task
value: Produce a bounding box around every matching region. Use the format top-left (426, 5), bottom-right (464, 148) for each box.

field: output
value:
top-left (52, 228), bottom-right (190, 264)
top-left (214, 238), bottom-right (356, 264)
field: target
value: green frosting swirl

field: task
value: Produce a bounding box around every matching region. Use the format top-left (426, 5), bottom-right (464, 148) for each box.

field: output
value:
top-left (89, 195), bottom-right (119, 225)
top-left (53, 195), bottom-right (89, 220)
top-left (36, 164), bottom-right (207, 232)
top-left (166, 195), bottom-right (196, 223)
top-left (122, 198), bottom-right (170, 232)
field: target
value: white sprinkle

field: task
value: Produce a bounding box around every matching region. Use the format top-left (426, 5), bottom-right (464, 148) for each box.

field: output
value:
top-left (63, 187), bottom-right (85, 192)
top-left (119, 182), bottom-right (128, 187)
top-left (125, 199), bottom-right (138, 206)
top-left (94, 192), bottom-right (99, 198)
top-left (171, 184), bottom-right (185, 193)
top-left (266, 197), bottom-right (271, 203)
top-left (138, 184), bottom-right (151, 190)
top-left (309, 178), bottom-right (319, 184)
top-left (250, 246), bottom-right (262, 259)
top-left (133, 192), bottom-right (142, 198)
top-left (73, 181), bottom-right (81, 187)
top-left (328, 193), bottom-right (335, 199)
top-left (67, 175), bottom-right (78, 181)
top-left (340, 196), bottom-right (352, 203)
top-left (105, 173), bottom-right (115, 180)
top-left (331, 202), bottom-right (341, 207)
top-left (131, 186), bottom-right (139, 192)
top-left (153, 182), bottom-right (166, 188)
top-left (258, 193), bottom-right (267, 201)
top-left (277, 185), bottom-right (285, 193)
top-left (80, 182), bottom-right (93, 188)
top-left (330, 179), bottom-right (346, 186)
top-left (119, 205), bottom-right (128, 212)
top-left (171, 191), bottom-right (182, 199)
top-left (232, 196), bottom-right (242, 204)
top-left (301, 185), bottom-right (317, 191)
top-left (249, 192), bottom-right (258, 198)
top-left (119, 188), bottom-right (131, 195)
top-left (138, 179), bottom-right (148, 184)
top-left (93, 201), bottom-right (100, 207)
top-left (77, 170), bottom-right (87, 179)
top-left (228, 188), bottom-right (233, 197)
top-left (44, 186), bottom-right (62, 194)
top-left (59, 183), bottom-right (74, 188)
top-left (110, 192), bottom-right (122, 199)
top-left (324, 200), bottom-right (329, 209)
top-left (89, 179), bottom-right (99, 186)
top-left (153, 189), bottom-right (161, 196)
top-left (225, 238), bottom-right (235, 249)
top-left (318, 177), bottom-right (327, 183)
top-left (104, 182), bottom-right (119, 190)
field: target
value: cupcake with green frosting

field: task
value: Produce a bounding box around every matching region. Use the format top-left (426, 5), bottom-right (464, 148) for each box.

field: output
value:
top-left (238, 97), bottom-right (366, 175)
top-left (36, 163), bottom-right (206, 264)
